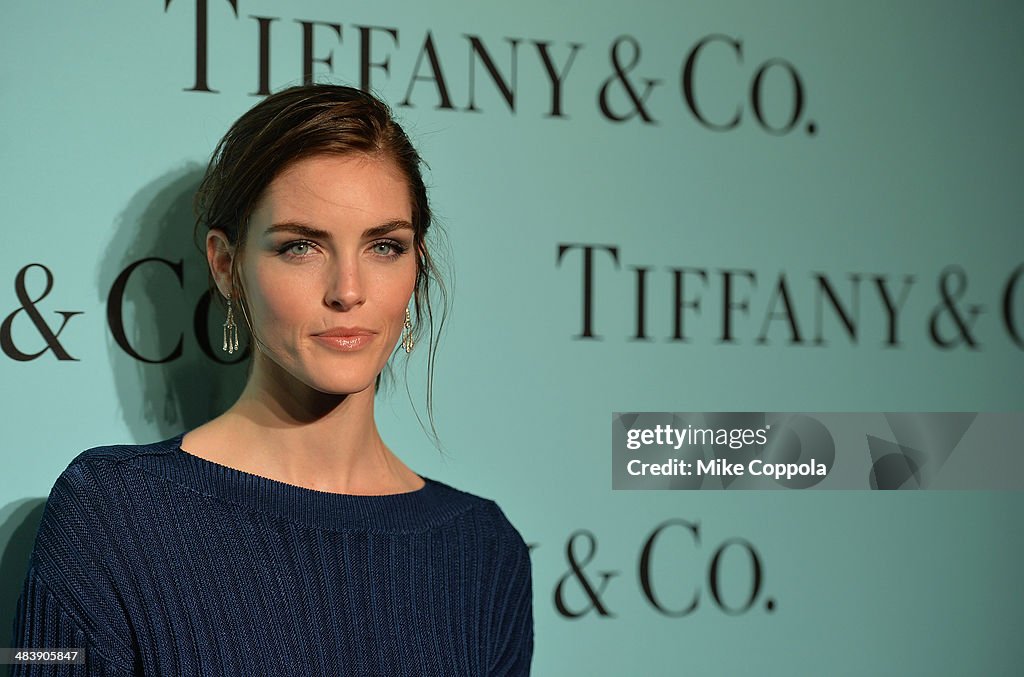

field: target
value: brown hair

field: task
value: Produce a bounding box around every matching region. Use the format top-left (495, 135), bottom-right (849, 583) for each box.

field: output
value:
top-left (193, 84), bottom-right (448, 438)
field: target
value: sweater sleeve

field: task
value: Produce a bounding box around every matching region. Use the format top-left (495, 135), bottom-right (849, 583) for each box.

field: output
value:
top-left (487, 505), bottom-right (535, 677)
top-left (7, 568), bottom-right (133, 676)
top-left (7, 462), bottom-right (137, 675)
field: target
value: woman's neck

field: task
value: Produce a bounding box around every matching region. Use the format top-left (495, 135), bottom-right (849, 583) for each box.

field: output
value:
top-left (185, 359), bottom-right (423, 495)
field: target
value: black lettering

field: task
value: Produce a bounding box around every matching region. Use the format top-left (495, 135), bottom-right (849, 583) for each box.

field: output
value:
top-left (164, 0), bottom-right (239, 93)
top-left (631, 266), bottom-right (651, 341)
top-left (682, 35), bottom-right (742, 131)
top-left (719, 269), bottom-right (756, 343)
top-left (249, 15), bottom-right (278, 96)
top-left (556, 244), bottom-right (620, 340)
top-left (750, 58), bottom-right (804, 135)
top-left (874, 275), bottom-right (915, 347)
top-left (298, 20), bottom-right (343, 84)
top-left (107, 259), bottom-right (184, 364)
top-left (465, 35), bottom-right (519, 112)
top-left (357, 25), bottom-right (399, 92)
top-left (708, 538), bottom-right (762, 615)
top-left (638, 519), bottom-right (701, 617)
top-left (534, 41), bottom-right (582, 118)
top-left (756, 273), bottom-right (803, 345)
top-left (1003, 264), bottom-right (1024, 348)
top-left (399, 32), bottom-right (455, 110)
top-left (813, 273), bottom-right (860, 345)
top-left (670, 267), bottom-right (708, 342)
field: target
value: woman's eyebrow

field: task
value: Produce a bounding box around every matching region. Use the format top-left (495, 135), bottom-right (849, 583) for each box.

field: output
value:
top-left (264, 220), bottom-right (413, 239)
top-left (264, 222), bottom-right (330, 239)
top-left (363, 220), bottom-right (414, 238)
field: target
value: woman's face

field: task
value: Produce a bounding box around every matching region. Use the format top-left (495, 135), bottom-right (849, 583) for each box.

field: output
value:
top-left (234, 153), bottom-right (417, 397)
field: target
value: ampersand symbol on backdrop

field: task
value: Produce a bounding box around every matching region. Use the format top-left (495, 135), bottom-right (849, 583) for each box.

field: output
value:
top-left (554, 529), bottom-right (620, 618)
top-left (1, 264), bottom-right (82, 361)
top-left (928, 265), bottom-right (982, 349)
top-left (599, 36), bottom-right (661, 123)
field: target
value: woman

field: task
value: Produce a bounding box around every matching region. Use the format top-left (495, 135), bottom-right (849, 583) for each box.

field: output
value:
top-left (9, 85), bottom-right (534, 675)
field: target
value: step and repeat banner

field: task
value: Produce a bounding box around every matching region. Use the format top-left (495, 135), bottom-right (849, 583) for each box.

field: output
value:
top-left (2, 1), bottom-right (1022, 674)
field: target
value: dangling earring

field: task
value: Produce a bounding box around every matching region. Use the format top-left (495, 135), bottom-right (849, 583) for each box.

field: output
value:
top-left (223, 292), bottom-right (239, 354)
top-left (402, 308), bottom-right (415, 353)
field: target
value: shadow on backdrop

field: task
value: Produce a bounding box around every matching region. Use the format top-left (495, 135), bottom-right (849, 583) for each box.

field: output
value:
top-left (1, 166), bottom-right (250, 642)
top-left (100, 164), bottom-right (250, 441)
top-left (0, 499), bottom-right (45, 646)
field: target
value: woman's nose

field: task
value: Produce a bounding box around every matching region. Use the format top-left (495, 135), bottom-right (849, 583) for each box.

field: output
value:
top-left (325, 258), bottom-right (366, 310)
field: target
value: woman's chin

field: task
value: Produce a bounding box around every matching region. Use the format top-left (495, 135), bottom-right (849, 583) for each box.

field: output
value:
top-left (304, 375), bottom-right (378, 398)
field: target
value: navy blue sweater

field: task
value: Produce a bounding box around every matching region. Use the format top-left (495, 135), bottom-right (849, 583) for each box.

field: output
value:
top-left (8, 432), bottom-right (533, 675)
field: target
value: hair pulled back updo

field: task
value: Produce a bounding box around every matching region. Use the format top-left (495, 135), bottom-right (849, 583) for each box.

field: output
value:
top-left (193, 84), bottom-right (448, 434)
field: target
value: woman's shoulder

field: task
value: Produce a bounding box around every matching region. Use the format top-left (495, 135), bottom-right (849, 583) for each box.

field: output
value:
top-left (41, 434), bottom-right (183, 527)
top-left (27, 437), bottom-right (173, 590)
top-left (65, 433), bottom-right (181, 468)
top-left (426, 478), bottom-right (530, 550)
top-left (21, 438), bottom-right (178, 669)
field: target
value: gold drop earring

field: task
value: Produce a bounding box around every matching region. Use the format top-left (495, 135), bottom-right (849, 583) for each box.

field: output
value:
top-left (223, 292), bottom-right (239, 354)
top-left (402, 308), bottom-right (415, 353)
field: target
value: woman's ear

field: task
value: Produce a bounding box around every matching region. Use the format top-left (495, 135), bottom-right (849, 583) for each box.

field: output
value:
top-left (206, 229), bottom-right (236, 297)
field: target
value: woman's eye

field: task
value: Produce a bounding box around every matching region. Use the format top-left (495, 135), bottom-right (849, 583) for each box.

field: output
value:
top-left (371, 240), bottom-right (406, 257)
top-left (279, 240), bottom-right (314, 258)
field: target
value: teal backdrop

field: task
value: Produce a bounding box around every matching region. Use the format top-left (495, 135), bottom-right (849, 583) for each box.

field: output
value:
top-left (2, 1), bottom-right (1022, 674)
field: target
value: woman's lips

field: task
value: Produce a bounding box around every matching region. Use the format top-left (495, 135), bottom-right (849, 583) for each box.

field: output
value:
top-left (311, 331), bottom-right (376, 351)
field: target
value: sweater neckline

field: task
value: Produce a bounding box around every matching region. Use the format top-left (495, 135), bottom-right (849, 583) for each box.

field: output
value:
top-left (146, 431), bottom-right (462, 533)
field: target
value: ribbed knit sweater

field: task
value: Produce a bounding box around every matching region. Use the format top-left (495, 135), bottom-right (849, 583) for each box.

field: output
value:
top-left (7, 432), bottom-right (533, 676)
